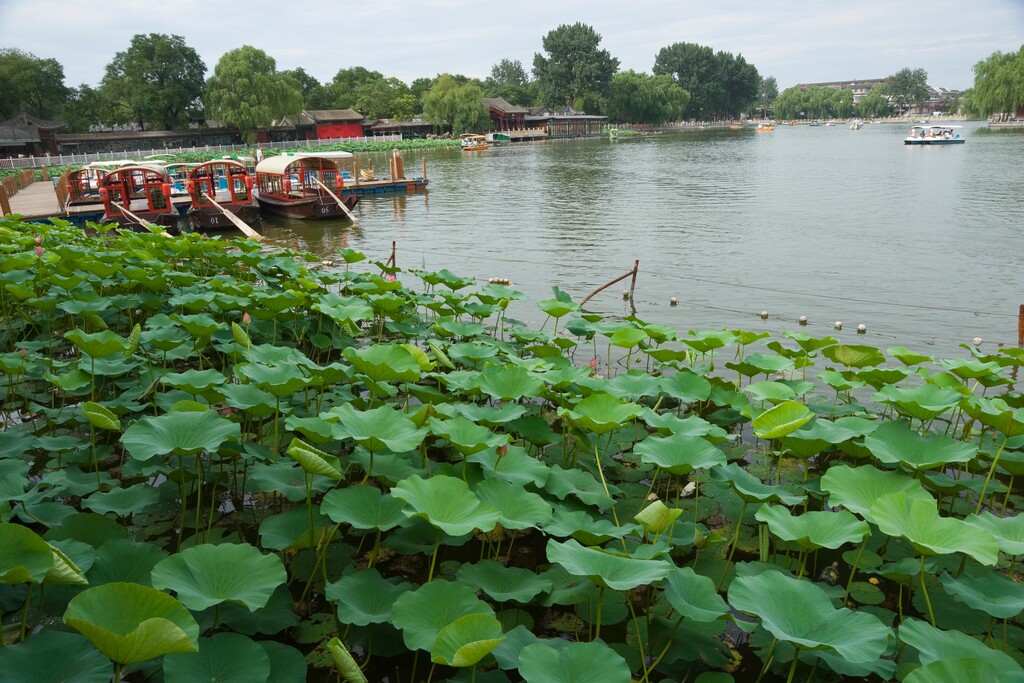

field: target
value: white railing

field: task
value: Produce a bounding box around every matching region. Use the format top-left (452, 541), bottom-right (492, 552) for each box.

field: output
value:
top-left (0, 134), bottom-right (404, 170)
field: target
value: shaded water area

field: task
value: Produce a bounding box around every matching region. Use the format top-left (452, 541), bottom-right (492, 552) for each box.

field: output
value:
top-left (259, 122), bottom-right (1023, 355)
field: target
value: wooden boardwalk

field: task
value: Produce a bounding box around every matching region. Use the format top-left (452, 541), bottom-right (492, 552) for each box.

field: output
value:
top-left (3, 181), bottom-right (62, 220)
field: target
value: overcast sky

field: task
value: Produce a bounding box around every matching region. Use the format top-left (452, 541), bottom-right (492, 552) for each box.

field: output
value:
top-left (1, 0), bottom-right (1021, 92)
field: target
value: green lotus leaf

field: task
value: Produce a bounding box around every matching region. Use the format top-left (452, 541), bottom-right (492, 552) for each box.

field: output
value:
top-left (903, 658), bottom-right (1005, 683)
top-left (546, 538), bottom-right (673, 591)
top-left (391, 580), bottom-right (495, 652)
top-left (662, 566), bottom-right (731, 622)
top-left (872, 384), bottom-right (963, 422)
top-left (973, 401), bottom-right (1024, 438)
top-left (343, 343), bottom-right (422, 383)
top-left (456, 560), bottom-right (553, 603)
top-left (121, 409), bottom-right (240, 460)
top-left (608, 327), bottom-right (648, 349)
top-left (326, 568), bottom-right (412, 626)
top-left (234, 363), bottom-right (312, 397)
top-left (543, 465), bottom-right (617, 509)
top-left (743, 380), bottom-right (796, 404)
top-left (248, 462), bottom-right (334, 502)
top-left (220, 383), bottom-right (277, 416)
top-left (63, 582), bottom-right (199, 665)
top-left (599, 371), bottom-right (663, 401)
top-left (541, 508), bottom-right (634, 545)
top-left (45, 541), bottom-right (89, 585)
top-left (556, 392), bottom-right (644, 435)
top-left (87, 539), bottom-right (167, 586)
top-left (634, 433), bottom-right (726, 475)
top-left (867, 493), bottom-right (999, 564)
top-left (392, 475), bottom-right (500, 536)
top-left (779, 418), bottom-right (860, 458)
top-left (328, 403), bottom-right (428, 453)
top-left (81, 401), bottom-right (120, 431)
top-left (284, 438), bottom-right (341, 480)
top-left (886, 345), bottom-right (933, 366)
top-left (964, 512), bottom-right (1024, 555)
top-left (469, 443), bottom-right (552, 487)
top-left (160, 368), bottom-right (227, 396)
top-left (326, 636), bottom-right (368, 683)
top-left (682, 329), bottom-right (737, 353)
top-left (752, 400), bottom-right (813, 440)
top-left (475, 477), bottom-right (553, 530)
top-left (258, 641), bottom-right (307, 683)
top-left (0, 629), bottom-right (112, 683)
top-left (640, 409), bottom-right (720, 439)
top-left (938, 357), bottom-right (1005, 381)
top-left (82, 484), bottom-right (160, 517)
top-left (820, 344), bottom-right (885, 369)
top-left (899, 618), bottom-right (1023, 674)
top-left (939, 570), bottom-right (1024, 619)
top-left (517, 640), bottom-right (630, 683)
top-left (0, 523), bottom-right (53, 584)
top-left (431, 613), bottom-right (505, 667)
top-left (729, 570), bottom-right (892, 661)
top-left (709, 463), bottom-right (805, 505)
top-left (634, 500), bottom-right (682, 535)
top-left (163, 632), bottom-right (270, 683)
top-left (756, 504), bottom-right (869, 550)
top-left (64, 329), bottom-right (129, 358)
top-left (321, 485), bottom-right (406, 530)
top-left (151, 543), bottom-right (287, 611)
top-left (428, 415), bottom-right (509, 456)
top-left (820, 464), bottom-right (932, 517)
top-left (473, 364), bottom-right (545, 400)
top-left (537, 297), bottom-right (580, 320)
top-left (658, 370), bottom-right (712, 403)
top-left (863, 420), bottom-right (978, 471)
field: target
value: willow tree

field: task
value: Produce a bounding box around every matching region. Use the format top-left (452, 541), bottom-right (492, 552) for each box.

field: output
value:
top-left (422, 74), bottom-right (488, 136)
top-left (204, 46), bottom-right (302, 143)
top-left (606, 71), bottom-right (689, 123)
top-left (970, 45), bottom-right (1024, 118)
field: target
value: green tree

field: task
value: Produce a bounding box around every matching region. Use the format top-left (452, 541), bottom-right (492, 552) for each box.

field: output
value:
top-left (484, 58), bottom-right (531, 106)
top-left (970, 45), bottom-right (1024, 118)
top-left (0, 48), bottom-right (70, 120)
top-left (62, 84), bottom-right (106, 132)
top-left (653, 43), bottom-right (759, 119)
top-left (281, 68), bottom-right (336, 110)
top-left (883, 67), bottom-right (930, 116)
top-left (330, 67), bottom-right (385, 109)
top-left (532, 23), bottom-right (619, 109)
top-left (354, 77), bottom-right (415, 119)
top-left (100, 34), bottom-right (205, 130)
top-left (204, 46), bottom-right (302, 143)
top-left (422, 74), bottom-right (488, 136)
top-left (856, 88), bottom-right (893, 118)
top-left (755, 76), bottom-right (778, 119)
top-left (606, 71), bottom-right (689, 123)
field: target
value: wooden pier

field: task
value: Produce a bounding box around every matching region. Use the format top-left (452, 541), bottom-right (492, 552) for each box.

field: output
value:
top-left (1, 173), bottom-right (62, 221)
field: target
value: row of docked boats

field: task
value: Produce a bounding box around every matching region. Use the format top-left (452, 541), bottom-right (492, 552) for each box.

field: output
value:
top-left (63, 153), bottom-right (369, 233)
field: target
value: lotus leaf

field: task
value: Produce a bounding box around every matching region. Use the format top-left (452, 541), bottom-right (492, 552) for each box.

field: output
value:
top-left (662, 566), bottom-right (731, 622)
top-left (634, 432), bottom-right (726, 474)
top-left (939, 570), bottom-right (1024, 619)
top-left (821, 344), bottom-right (885, 369)
top-left (121, 409), bottom-right (240, 460)
top-left (82, 484), bottom-right (160, 517)
top-left (163, 632), bottom-right (270, 683)
top-left (475, 477), bottom-right (553, 530)
top-left (258, 506), bottom-right (327, 550)
top-left (391, 474), bottom-right (500, 536)
top-left (0, 523), bottom-right (52, 584)
top-left (546, 538), bottom-right (673, 591)
top-left (328, 403), bottom-right (427, 453)
top-left (752, 400), bottom-right (813, 439)
top-left (0, 629), bottom-right (112, 683)
top-left (343, 343), bottom-right (422, 383)
top-left (709, 463), bottom-right (805, 505)
top-left (867, 493), bottom-right (999, 564)
top-left (457, 560), bottom-right (554, 603)
top-left (755, 504), bottom-right (869, 550)
top-left (234, 362), bottom-right (312, 397)
top-left (249, 461), bottom-right (334, 502)
top-left (543, 465), bottom-right (617, 509)
top-left (86, 539), bottom-right (167, 586)
top-left (475, 364), bottom-right (545, 400)
top-left (863, 420), bottom-right (977, 471)
top-left (820, 464), bottom-right (932, 517)
top-left (729, 570), bottom-right (892, 661)
top-left (284, 438), bottom-right (342, 480)
top-left (320, 485), bottom-right (407, 530)
top-left (872, 384), bottom-right (963, 422)
top-left (326, 568), bottom-right (412, 626)
top-left (964, 511), bottom-right (1024, 555)
top-left (428, 415), bottom-right (509, 455)
top-left (743, 380), bottom-right (796, 404)
top-left (431, 613), bottom-right (505, 667)
top-left (259, 641), bottom-right (308, 683)
top-left (634, 499), bottom-right (682, 535)
top-left (63, 582), bottom-right (199, 665)
top-left (64, 329), bottom-right (128, 358)
top-left (556, 392), bottom-right (643, 435)
top-left (517, 640), bottom-right (630, 683)
top-left (903, 658), bottom-right (1006, 683)
top-left (150, 543), bottom-right (286, 611)
top-left (780, 419), bottom-right (860, 458)
top-left (391, 580), bottom-right (495, 652)
top-left (326, 636), bottom-right (369, 683)
top-left (81, 401), bottom-right (120, 431)
top-left (899, 618), bottom-right (1023, 674)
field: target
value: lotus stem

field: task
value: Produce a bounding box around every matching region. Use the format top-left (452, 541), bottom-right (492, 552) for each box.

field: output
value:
top-left (919, 555), bottom-right (936, 627)
top-left (976, 435), bottom-right (1009, 513)
top-left (719, 500), bottom-right (749, 591)
top-left (785, 648), bottom-right (801, 683)
top-left (843, 539), bottom-right (868, 604)
top-left (19, 583), bottom-right (33, 642)
top-left (593, 586), bottom-right (604, 641)
top-left (625, 591), bottom-right (651, 683)
top-left (427, 531), bottom-right (441, 582)
top-left (755, 638), bottom-right (777, 683)
top-left (594, 437), bottom-right (623, 531)
top-left (113, 663), bottom-right (122, 683)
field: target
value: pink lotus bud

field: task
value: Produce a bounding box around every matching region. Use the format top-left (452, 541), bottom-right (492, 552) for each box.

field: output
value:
top-left (385, 273), bottom-right (397, 281)
top-left (18, 348), bottom-right (27, 358)
top-left (242, 312), bottom-right (251, 325)
top-left (589, 357), bottom-right (598, 371)
top-left (496, 444), bottom-right (508, 457)
top-left (34, 236), bottom-right (42, 244)
top-left (35, 246), bottom-right (43, 257)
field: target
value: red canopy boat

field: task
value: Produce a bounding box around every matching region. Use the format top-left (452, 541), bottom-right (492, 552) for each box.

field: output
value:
top-left (185, 160), bottom-right (260, 230)
top-left (254, 155), bottom-right (358, 220)
top-left (98, 164), bottom-right (180, 232)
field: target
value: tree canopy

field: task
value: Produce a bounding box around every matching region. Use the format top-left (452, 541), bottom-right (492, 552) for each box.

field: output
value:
top-left (653, 43), bottom-right (759, 119)
top-left (883, 67), bottom-right (930, 115)
top-left (484, 58), bottom-right (532, 106)
top-left (968, 45), bottom-right (1024, 117)
top-left (532, 23), bottom-right (619, 110)
top-left (422, 74), bottom-right (488, 136)
top-left (772, 86), bottom-right (854, 120)
top-left (755, 76), bottom-right (778, 119)
top-left (606, 71), bottom-right (689, 124)
top-left (203, 46), bottom-right (302, 143)
top-left (101, 34), bottom-right (205, 130)
top-left (856, 88), bottom-right (894, 118)
top-left (0, 48), bottom-right (69, 120)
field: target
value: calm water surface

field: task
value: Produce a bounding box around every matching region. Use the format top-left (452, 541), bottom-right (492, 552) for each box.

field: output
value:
top-left (260, 122), bottom-right (1024, 355)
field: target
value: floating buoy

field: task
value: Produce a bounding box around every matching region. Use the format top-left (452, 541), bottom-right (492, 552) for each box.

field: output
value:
top-left (972, 337), bottom-right (983, 346)
top-left (622, 290), bottom-right (630, 300)
top-left (669, 297), bottom-right (678, 306)
top-left (760, 310), bottom-right (769, 320)
top-left (857, 324), bottom-right (867, 334)
top-left (834, 321), bottom-right (843, 330)
top-left (321, 260), bottom-right (334, 268)
top-left (798, 316), bottom-right (808, 325)
top-left (488, 277), bottom-right (513, 285)
top-left (681, 481), bottom-right (697, 498)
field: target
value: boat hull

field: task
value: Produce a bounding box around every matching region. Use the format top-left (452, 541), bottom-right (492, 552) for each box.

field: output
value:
top-left (256, 193), bottom-right (359, 220)
top-left (99, 212), bottom-right (181, 234)
top-left (904, 139), bottom-right (965, 145)
top-left (187, 203), bottom-right (261, 230)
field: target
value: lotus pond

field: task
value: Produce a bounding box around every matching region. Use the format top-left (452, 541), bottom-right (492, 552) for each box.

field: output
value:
top-left (2, 217), bottom-right (1024, 683)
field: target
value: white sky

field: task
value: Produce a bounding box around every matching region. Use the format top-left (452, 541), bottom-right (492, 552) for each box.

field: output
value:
top-left (1, 0), bottom-right (1021, 92)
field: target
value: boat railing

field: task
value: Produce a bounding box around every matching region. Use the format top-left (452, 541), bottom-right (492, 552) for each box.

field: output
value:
top-left (0, 133), bottom-right (404, 171)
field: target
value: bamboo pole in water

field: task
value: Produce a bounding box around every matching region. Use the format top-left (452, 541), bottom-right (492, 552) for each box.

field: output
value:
top-left (580, 261), bottom-right (640, 307)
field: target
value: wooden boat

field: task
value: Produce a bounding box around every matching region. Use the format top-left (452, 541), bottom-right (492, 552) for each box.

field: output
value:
top-left (755, 123), bottom-right (774, 132)
top-left (185, 160), bottom-right (260, 231)
top-left (97, 164), bottom-right (181, 232)
top-left (460, 134), bottom-right (489, 151)
top-left (904, 125), bottom-right (965, 145)
top-left (254, 155), bottom-right (358, 220)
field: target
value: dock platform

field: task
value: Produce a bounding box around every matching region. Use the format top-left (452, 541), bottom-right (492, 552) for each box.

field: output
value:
top-left (2, 179), bottom-right (62, 221)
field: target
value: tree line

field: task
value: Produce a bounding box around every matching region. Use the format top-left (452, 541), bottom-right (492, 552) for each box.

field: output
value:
top-left (2, 30), bottom-right (1020, 140)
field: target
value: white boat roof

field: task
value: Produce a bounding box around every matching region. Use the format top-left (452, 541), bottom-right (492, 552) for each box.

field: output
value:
top-left (912, 124), bottom-right (963, 129)
top-left (255, 155), bottom-right (339, 175)
top-left (86, 159), bottom-right (135, 168)
top-left (280, 151), bottom-right (353, 159)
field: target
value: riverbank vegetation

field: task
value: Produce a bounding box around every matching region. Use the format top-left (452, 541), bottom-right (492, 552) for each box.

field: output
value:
top-left (1, 217), bottom-right (1023, 681)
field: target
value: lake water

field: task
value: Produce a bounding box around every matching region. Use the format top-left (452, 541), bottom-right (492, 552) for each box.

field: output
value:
top-left (259, 122), bottom-right (1024, 357)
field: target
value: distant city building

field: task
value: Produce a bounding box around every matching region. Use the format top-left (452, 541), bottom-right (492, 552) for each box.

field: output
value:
top-left (795, 79), bottom-right (960, 114)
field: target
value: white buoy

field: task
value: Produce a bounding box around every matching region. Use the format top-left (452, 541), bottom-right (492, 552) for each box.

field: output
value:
top-left (972, 337), bottom-right (983, 346)
top-left (760, 310), bottom-right (769, 320)
top-left (798, 316), bottom-right (808, 325)
top-left (857, 324), bottom-right (867, 334)
top-left (622, 290), bottom-right (630, 300)
top-left (834, 321), bottom-right (843, 330)
top-left (681, 482), bottom-right (697, 498)
top-left (669, 297), bottom-right (678, 306)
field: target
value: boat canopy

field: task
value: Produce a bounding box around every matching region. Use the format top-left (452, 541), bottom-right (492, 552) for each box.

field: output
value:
top-left (280, 151), bottom-right (353, 160)
top-left (256, 155), bottom-right (338, 176)
top-left (87, 159), bottom-right (135, 168)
